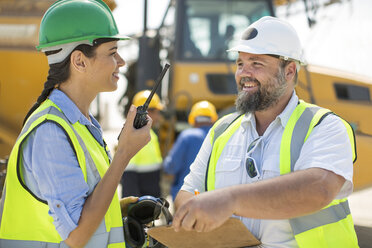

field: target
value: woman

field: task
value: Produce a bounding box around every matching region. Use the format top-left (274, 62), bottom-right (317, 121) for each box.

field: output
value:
top-left (0, 0), bottom-right (151, 247)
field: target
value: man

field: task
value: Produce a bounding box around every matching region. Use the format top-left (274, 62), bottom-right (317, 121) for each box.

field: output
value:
top-left (120, 90), bottom-right (163, 198)
top-left (163, 100), bottom-right (218, 200)
top-left (172, 16), bottom-right (358, 247)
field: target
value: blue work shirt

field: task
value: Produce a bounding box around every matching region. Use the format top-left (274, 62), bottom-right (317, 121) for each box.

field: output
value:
top-left (21, 89), bottom-right (111, 240)
top-left (163, 125), bottom-right (211, 200)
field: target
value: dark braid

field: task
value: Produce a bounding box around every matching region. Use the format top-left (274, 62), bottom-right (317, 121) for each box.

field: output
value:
top-left (23, 38), bottom-right (118, 125)
top-left (22, 56), bottom-right (71, 125)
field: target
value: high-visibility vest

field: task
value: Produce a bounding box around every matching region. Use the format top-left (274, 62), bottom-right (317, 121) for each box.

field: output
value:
top-left (0, 99), bottom-right (125, 248)
top-left (127, 129), bottom-right (162, 172)
top-left (206, 100), bottom-right (358, 248)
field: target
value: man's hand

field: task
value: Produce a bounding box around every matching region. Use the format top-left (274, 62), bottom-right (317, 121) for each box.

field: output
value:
top-left (120, 196), bottom-right (139, 217)
top-left (174, 167), bottom-right (346, 233)
top-left (172, 188), bottom-right (235, 233)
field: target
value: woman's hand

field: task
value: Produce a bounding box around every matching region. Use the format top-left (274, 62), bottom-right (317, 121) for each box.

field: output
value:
top-left (117, 105), bottom-right (152, 159)
top-left (120, 196), bottom-right (139, 217)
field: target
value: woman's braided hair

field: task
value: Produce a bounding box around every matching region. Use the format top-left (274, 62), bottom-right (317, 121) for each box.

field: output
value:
top-left (22, 38), bottom-right (114, 125)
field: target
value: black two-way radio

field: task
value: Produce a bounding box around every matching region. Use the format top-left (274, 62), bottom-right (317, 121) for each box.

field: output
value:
top-left (117, 63), bottom-right (170, 140)
top-left (132, 63), bottom-right (170, 129)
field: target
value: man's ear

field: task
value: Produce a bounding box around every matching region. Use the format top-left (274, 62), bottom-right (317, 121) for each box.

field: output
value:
top-left (70, 50), bottom-right (87, 73)
top-left (285, 61), bottom-right (297, 82)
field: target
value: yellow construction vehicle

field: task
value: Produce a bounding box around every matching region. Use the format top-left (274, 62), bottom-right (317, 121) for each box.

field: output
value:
top-left (0, 0), bottom-right (371, 195)
top-left (119, 0), bottom-right (372, 191)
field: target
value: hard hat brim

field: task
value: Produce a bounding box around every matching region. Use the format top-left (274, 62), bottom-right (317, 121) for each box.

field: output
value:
top-left (36, 34), bottom-right (131, 51)
top-left (227, 44), bottom-right (268, 55)
top-left (227, 45), bottom-right (306, 67)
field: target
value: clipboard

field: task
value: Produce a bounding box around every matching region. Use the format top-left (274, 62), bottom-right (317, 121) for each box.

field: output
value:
top-left (147, 218), bottom-right (261, 248)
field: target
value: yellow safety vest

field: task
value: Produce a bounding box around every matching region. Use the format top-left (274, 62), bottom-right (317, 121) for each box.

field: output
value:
top-left (128, 129), bottom-right (162, 171)
top-left (0, 99), bottom-right (125, 248)
top-left (206, 100), bottom-right (358, 248)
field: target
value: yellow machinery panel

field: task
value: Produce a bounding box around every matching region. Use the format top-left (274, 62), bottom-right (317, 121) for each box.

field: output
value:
top-left (0, 13), bottom-right (49, 157)
top-left (297, 65), bottom-right (372, 190)
top-left (353, 135), bottom-right (372, 190)
top-left (171, 62), bottom-right (236, 111)
top-left (0, 50), bottom-right (47, 157)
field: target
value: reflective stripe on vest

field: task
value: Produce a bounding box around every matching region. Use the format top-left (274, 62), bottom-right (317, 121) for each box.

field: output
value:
top-left (281, 101), bottom-right (358, 247)
top-left (206, 113), bottom-right (243, 191)
top-left (206, 101), bottom-right (358, 247)
top-left (0, 100), bottom-right (125, 248)
top-left (280, 100), bottom-right (356, 174)
top-left (0, 225), bottom-right (124, 248)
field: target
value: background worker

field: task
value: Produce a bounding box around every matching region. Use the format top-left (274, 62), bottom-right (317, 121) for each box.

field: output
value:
top-left (0, 1), bottom-right (151, 247)
top-left (163, 100), bottom-right (218, 200)
top-left (120, 90), bottom-right (163, 198)
top-left (172, 16), bottom-right (359, 247)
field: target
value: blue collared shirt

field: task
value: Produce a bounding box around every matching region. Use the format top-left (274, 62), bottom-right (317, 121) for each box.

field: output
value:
top-left (163, 125), bottom-right (211, 200)
top-left (21, 89), bottom-right (111, 240)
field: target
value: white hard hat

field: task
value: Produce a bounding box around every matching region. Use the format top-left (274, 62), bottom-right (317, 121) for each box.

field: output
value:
top-left (228, 16), bottom-right (305, 69)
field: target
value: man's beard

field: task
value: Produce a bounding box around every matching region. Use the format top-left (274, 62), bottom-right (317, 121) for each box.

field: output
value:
top-left (235, 66), bottom-right (287, 114)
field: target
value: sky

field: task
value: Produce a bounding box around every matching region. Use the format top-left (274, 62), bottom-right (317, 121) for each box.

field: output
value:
top-left (113, 0), bottom-right (170, 36)
top-left (278, 0), bottom-right (372, 80)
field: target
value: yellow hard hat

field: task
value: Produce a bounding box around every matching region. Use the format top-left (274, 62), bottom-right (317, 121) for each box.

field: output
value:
top-left (188, 101), bottom-right (218, 126)
top-left (132, 90), bottom-right (163, 110)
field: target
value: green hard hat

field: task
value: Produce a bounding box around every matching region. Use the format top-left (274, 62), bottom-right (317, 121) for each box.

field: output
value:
top-left (37, 0), bottom-right (129, 51)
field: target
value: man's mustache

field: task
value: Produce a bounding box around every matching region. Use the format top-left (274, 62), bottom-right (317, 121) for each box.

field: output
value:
top-left (239, 77), bottom-right (260, 87)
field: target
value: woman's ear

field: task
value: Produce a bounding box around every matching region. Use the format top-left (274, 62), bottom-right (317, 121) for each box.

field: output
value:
top-left (70, 50), bottom-right (87, 73)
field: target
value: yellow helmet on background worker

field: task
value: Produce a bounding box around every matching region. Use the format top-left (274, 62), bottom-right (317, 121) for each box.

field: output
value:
top-left (188, 101), bottom-right (218, 126)
top-left (132, 90), bottom-right (164, 110)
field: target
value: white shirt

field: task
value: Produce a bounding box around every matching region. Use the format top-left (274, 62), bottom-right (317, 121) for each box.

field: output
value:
top-left (181, 91), bottom-right (354, 248)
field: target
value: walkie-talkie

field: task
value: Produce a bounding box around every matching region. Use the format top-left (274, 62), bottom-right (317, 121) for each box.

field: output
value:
top-left (133, 63), bottom-right (170, 129)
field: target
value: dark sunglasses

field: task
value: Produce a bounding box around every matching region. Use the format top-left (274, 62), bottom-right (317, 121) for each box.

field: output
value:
top-left (245, 157), bottom-right (258, 178)
top-left (245, 138), bottom-right (260, 178)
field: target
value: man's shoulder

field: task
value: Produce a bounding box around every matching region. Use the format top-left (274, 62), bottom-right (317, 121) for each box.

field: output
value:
top-left (212, 112), bottom-right (242, 131)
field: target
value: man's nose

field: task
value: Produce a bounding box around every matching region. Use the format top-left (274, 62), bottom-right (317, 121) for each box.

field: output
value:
top-left (238, 64), bottom-right (254, 78)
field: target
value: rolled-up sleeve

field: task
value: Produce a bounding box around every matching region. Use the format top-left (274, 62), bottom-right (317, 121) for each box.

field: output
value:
top-left (22, 122), bottom-right (90, 240)
top-left (295, 114), bottom-right (354, 199)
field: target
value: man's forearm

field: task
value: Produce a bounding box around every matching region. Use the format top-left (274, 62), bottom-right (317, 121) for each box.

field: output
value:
top-left (172, 168), bottom-right (345, 233)
top-left (230, 167), bottom-right (345, 219)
